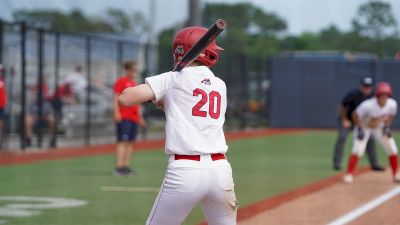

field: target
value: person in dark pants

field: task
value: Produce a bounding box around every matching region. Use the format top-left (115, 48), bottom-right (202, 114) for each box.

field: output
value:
top-left (113, 61), bottom-right (146, 176)
top-left (333, 76), bottom-right (384, 171)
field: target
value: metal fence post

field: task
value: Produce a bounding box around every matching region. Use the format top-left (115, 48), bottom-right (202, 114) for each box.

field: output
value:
top-left (53, 32), bottom-right (60, 147)
top-left (239, 54), bottom-right (248, 129)
top-left (20, 22), bottom-right (27, 149)
top-left (117, 41), bottom-right (123, 76)
top-left (224, 56), bottom-right (233, 130)
top-left (37, 29), bottom-right (44, 148)
top-left (265, 58), bottom-right (272, 126)
top-left (85, 36), bottom-right (91, 146)
top-left (0, 20), bottom-right (3, 64)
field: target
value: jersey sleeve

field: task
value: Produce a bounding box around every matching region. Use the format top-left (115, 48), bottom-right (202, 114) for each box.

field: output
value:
top-left (145, 72), bottom-right (174, 102)
top-left (355, 101), bottom-right (369, 117)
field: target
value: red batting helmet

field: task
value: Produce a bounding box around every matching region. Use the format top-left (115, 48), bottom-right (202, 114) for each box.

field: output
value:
top-left (173, 26), bottom-right (223, 68)
top-left (375, 82), bottom-right (392, 97)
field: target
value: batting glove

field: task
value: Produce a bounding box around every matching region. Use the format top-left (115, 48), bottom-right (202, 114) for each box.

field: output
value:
top-left (383, 126), bottom-right (392, 138)
top-left (357, 127), bottom-right (365, 140)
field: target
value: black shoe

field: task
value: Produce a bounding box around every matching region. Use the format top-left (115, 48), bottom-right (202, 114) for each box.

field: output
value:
top-left (122, 167), bottom-right (135, 175)
top-left (333, 165), bottom-right (342, 171)
top-left (49, 139), bottom-right (56, 148)
top-left (25, 138), bottom-right (32, 147)
top-left (371, 166), bottom-right (385, 171)
top-left (113, 167), bottom-right (134, 176)
top-left (113, 167), bottom-right (127, 176)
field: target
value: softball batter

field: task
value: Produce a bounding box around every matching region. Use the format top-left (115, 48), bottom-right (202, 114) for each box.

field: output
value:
top-left (119, 26), bottom-right (237, 225)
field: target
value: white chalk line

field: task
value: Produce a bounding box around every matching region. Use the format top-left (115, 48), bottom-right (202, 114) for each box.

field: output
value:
top-left (326, 186), bottom-right (400, 225)
top-left (101, 186), bottom-right (159, 193)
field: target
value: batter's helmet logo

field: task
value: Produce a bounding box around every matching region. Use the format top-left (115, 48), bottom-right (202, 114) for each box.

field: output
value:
top-left (175, 45), bottom-right (184, 55)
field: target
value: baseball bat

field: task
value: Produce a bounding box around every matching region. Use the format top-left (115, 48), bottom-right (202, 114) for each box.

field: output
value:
top-left (173, 19), bottom-right (225, 72)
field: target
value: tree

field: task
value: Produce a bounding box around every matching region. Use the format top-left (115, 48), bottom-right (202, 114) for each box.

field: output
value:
top-left (13, 8), bottom-right (147, 34)
top-left (14, 9), bottom-right (115, 33)
top-left (352, 1), bottom-right (398, 40)
top-left (202, 3), bottom-right (287, 57)
top-left (106, 8), bottom-right (132, 33)
top-left (280, 32), bottom-right (323, 51)
top-left (351, 1), bottom-right (398, 56)
top-left (157, 27), bottom-right (176, 72)
top-left (319, 25), bottom-right (344, 50)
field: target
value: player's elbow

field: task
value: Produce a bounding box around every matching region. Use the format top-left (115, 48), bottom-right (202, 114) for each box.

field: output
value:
top-left (118, 91), bottom-right (135, 106)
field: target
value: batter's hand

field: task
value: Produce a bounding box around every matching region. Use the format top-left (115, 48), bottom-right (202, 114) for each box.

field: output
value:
top-left (357, 127), bottom-right (365, 140)
top-left (154, 100), bottom-right (165, 112)
top-left (342, 119), bottom-right (352, 129)
top-left (383, 126), bottom-right (392, 138)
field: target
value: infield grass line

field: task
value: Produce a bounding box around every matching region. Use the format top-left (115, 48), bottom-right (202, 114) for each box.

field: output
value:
top-left (326, 186), bottom-right (400, 225)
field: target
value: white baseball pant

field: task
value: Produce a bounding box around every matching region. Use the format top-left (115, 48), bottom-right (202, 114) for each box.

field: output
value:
top-left (146, 155), bottom-right (237, 225)
top-left (352, 127), bottom-right (398, 156)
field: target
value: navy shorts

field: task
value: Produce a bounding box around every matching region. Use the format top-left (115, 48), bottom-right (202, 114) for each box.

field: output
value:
top-left (0, 108), bottom-right (4, 119)
top-left (116, 120), bottom-right (138, 142)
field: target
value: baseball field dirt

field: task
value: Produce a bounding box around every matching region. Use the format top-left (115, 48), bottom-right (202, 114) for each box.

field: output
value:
top-left (238, 169), bottom-right (399, 225)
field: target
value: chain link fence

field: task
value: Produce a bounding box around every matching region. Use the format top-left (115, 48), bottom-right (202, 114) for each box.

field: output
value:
top-left (0, 20), bottom-right (148, 150)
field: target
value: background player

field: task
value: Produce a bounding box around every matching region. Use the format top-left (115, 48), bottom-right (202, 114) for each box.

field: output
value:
top-left (343, 82), bottom-right (399, 183)
top-left (332, 76), bottom-right (383, 171)
top-left (119, 26), bottom-right (237, 225)
top-left (113, 61), bottom-right (146, 176)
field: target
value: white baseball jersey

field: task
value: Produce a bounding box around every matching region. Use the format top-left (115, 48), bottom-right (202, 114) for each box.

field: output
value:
top-left (145, 66), bottom-right (228, 155)
top-left (356, 97), bottom-right (397, 128)
top-left (63, 72), bottom-right (88, 93)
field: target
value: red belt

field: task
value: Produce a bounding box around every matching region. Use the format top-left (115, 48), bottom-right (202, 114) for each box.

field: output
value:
top-left (174, 153), bottom-right (225, 161)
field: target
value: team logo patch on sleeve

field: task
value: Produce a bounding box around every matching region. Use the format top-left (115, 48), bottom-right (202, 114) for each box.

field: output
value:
top-left (201, 78), bottom-right (211, 85)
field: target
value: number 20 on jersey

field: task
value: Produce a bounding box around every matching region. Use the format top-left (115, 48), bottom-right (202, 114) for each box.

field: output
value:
top-left (192, 88), bottom-right (221, 119)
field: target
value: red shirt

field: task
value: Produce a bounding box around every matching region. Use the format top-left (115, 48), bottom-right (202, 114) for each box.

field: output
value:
top-left (53, 83), bottom-right (73, 99)
top-left (32, 82), bottom-right (52, 100)
top-left (0, 80), bottom-right (6, 108)
top-left (113, 76), bottom-right (140, 123)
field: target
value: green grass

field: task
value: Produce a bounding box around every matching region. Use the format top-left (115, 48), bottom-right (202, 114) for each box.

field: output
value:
top-left (0, 131), bottom-right (394, 225)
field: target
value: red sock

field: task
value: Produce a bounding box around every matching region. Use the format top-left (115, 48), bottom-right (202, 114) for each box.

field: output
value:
top-left (389, 155), bottom-right (398, 175)
top-left (346, 154), bottom-right (359, 174)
